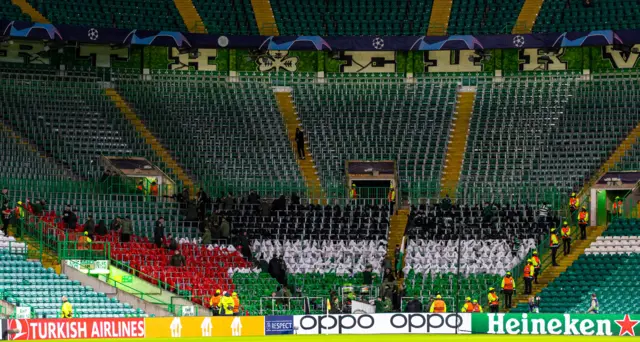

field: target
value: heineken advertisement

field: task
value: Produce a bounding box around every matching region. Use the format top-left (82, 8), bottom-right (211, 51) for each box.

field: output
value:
top-left (472, 313), bottom-right (640, 336)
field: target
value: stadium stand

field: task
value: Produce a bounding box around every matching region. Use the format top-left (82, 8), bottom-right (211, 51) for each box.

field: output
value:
top-left (114, 73), bottom-right (305, 197)
top-left (26, 0), bottom-right (186, 31)
top-left (458, 71), bottom-right (640, 204)
top-left (0, 2), bottom-right (32, 22)
top-left (99, 231), bottom-right (251, 306)
top-left (292, 75), bottom-right (456, 197)
top-left (534, 0), bottom-right (640, 32)
top-left (511, 218), bottom-right (640, 314)
top-left (192, 0), bottom-right (259, 35)
top-left (0, 247), bottom-right (144, 318)
top-left (447, 0), bottom-right (525, 35)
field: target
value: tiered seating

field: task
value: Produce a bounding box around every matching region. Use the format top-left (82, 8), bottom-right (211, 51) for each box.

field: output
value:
top-left (28, 0), bottom-right (186, 31)
top-left (512, 218), bottom-right (640, 314)
top-left (1, 72), bottom-right (138, 179)
top-left (228, 204), bottom-right (389, 241)
top-left (0, 127), bottom-right (69, 180)
top-left (448, 0), bottom-right (524, 35)
top-left (115, 73), bottom-right (304, 196)
top-left (192, 0), bottom-right (258, 35)
top-left (404, 271), bottom-right (501, 309)
top-left (460, 72), bottom-right (640, 203)
top-left (293, 75), bottom-right (457, 196)
top-left (404, 204), bottom-right (547, 308)
top-left (271, 0), bottom-right (433, 36)
top-left (0, 233), bottom-right (26, 254)
top-left (101, 232), bottom-right (252, 305)
top-left (535, 0), bottom-right (640, 32)
top-left (0, 253), bottom-right (143, 318)
top-left (253, 240), bottom-right (387, 274)
top-left (0, 2), bottom-right (31, 22)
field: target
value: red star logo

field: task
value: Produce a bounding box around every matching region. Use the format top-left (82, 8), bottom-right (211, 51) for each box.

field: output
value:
top-left (615, 314), bottom-right (639, 336)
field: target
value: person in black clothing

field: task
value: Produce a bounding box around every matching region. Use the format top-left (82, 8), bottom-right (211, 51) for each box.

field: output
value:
top-left (84, 215), bottom-right (95, 239)
top-left (196, 188), bottom-right (209, 221)
top-left (67, 209), bottom-right (78, 231)
top-left (95, 220), bottom-right (108, 236)
top-left (406, 296), bottom-right (423, 312)
top-left (1, 204), bottom-right (11, 234)
top-left (295, 128), bottom-right (305, 160)
top-left (154, 217), bottom-right (165, 248)
top-left (290, 193), bottom-right (300, 206)
top-left (62, 205), bottom-right (72, 229)
top-left (268, 254), bottom-right (282, 283)
top-left (362, 264), bottom-right (373, 285)
top-left (110, 217), bottom-right (122, 232)
top-left (247, 190), bottom-right (260, 205)
top-left (272, 195), bottom-right (286, 212)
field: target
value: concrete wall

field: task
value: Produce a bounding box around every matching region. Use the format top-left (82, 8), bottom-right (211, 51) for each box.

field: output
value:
top-left (62, 263), bottom-right (174, 317)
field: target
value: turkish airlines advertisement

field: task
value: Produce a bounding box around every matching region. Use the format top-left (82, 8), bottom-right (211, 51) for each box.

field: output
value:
top-left (4, 318), bottom-right (145, 340)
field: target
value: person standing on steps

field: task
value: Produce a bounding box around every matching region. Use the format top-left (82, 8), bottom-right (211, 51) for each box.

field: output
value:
top-left (488, 288), bottom-right (500, 313)
top-left (569, 192), bottom-right (579, 220)
top-left (295, 128), bottom-right (305, 160)
top-left (561, 221), bottom-right (572, 255)
top-left (550, 227), bottom-right (560, 266)
top-left (531, 250), bottom-right (541, 284)
top-left (523, 259), bottom-right (535, 295)
top-left (501, 271), bottom-right (515, 309)
top-left (388, 184), bottom-right (396, 215)
top-left (578, 206), bottom-right (589, 240)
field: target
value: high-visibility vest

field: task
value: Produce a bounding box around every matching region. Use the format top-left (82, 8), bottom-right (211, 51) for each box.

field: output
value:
top-left (472, 303), bottom-right (483, 312)
top-left (350, 189), bottom-right (357, 199)
top-left (136, 185), bottom-right (143, 192)
top-left (550, 234), bottom-right (559, 247)
top-left (613, 201), bottom-right (623, 213)
top-left (150, 185), bottom-right (158, 196)
top-left (488, 293), bottom-right (499, 306)
top-left (532, 255), bottom-right (541, 267)
top-left (232, 296), bottom-right (239, 313)
top-left (502, 277), bottom-right (514, 290)
top-left (210, 295), bottom-right (221, 308)
top-left (578, 211), bottom-right (589, 223)
top-left (14, 206), bottom-right (24, 219)
top-left (431, 299), bottom-right (446, 313)
top-left (562, 227), bottom-right (571, 239)
top-left (524, 265), bottom-right (535, 278)
top-left (569, 197), bottom-right (579, 208)
top-left (461, 302), bottom-right (473, 312)
top-left (388, 190), bottom-right (396, 202)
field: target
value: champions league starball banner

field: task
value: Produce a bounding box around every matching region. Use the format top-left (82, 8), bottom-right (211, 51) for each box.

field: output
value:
top-left (2, 19), bottom-right (640, 51)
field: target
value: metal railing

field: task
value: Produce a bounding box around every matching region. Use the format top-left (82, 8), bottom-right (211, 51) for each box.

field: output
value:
top-left (260, 296), bottom-right (325, 316)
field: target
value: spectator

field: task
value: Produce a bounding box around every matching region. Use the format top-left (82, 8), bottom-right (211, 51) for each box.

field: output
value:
top-left (62, 205), bottom-right (72, 229)
top-left (164, 233), bottom-right (178, 250)
top-left (393, 244), bottom-right (400, 270)
top-left (269, 254), bottom-right (284, 285)
top-left (271, 195), bottom-right (286, 212)
top-left (247, 190), bottom-right (260, 205)
top-left (110, 217), bottom-right (122, 232)
top-left (482, 202), bottom-right (495, 223)
top-left (220, 217), bottom-right (230, 239)
top-left (68, 208), bottom-right (78, 231)
top-left (202, 226), bottom-right (212, 245)
top-left (223, 192), bottom-right (235, 210)
top-left (169, 249), bottom-right (186, 267)
top-left (0, 188), bottom-right (8, 206)
top-left (150, 181), bottom-right (159, 197)
top-left (154, 217), bottom-right (165, 248)
top-left (381, 268), bottom-right (395, 295)
top-left (362, 264), bottom-right (373, 285)
top-left (291, 193), bottom-right (300, 206)
top-left (295, 128), bottom-right (305, 160)
top-left (1, 204), bottom-right (11, 234)
top-left (240, 232), bottom-right (252, 261)
top-left (406, 296), bottom-right (423, 312)
top-left (95, 220), bottom-right (108, 236)
top-left (120, 216), bottom-right (132, 243)
top-left (441, 194), bottom-right (452, 211)
top-left (196, 188), bottom-right (209, 221)
top-left (84, 215), bottom-right (95, 238)
top-left (31, 199), bottom-right (43, 216)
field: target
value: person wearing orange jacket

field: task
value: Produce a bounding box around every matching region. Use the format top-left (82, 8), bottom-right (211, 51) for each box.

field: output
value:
top-left (429, 295), bottom-right (446, 313)
top-left (232, 292), bottom-right (240, 316)
top-left (460, 297), bottom-right (473, 312)
top-left (209, 289), bottom-right (221, 316)
top-left (550, 228), bottom-right (560, 266)
top-left (501, 271), bottom-right (515, 309)
top-left (561, 221), bottom-right (571, 255)
top-left (488, 288), bottom-right (499, 313)
top-left (569, 192), bottom-right (579, 214)
top-left (523, 259), bottom-right (535, 295)
top-left (471, 299), bottom-right (483, 313)
top-left (612, 196), bottom-right (623, 217)
top-left (578, 206), bottom-right (589, 240)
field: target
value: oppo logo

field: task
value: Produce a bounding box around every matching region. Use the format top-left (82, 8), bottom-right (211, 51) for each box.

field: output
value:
top-left (299, 315), bottom-right (375, 334)
top-left (297, 314), bottom-right (465, 334)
